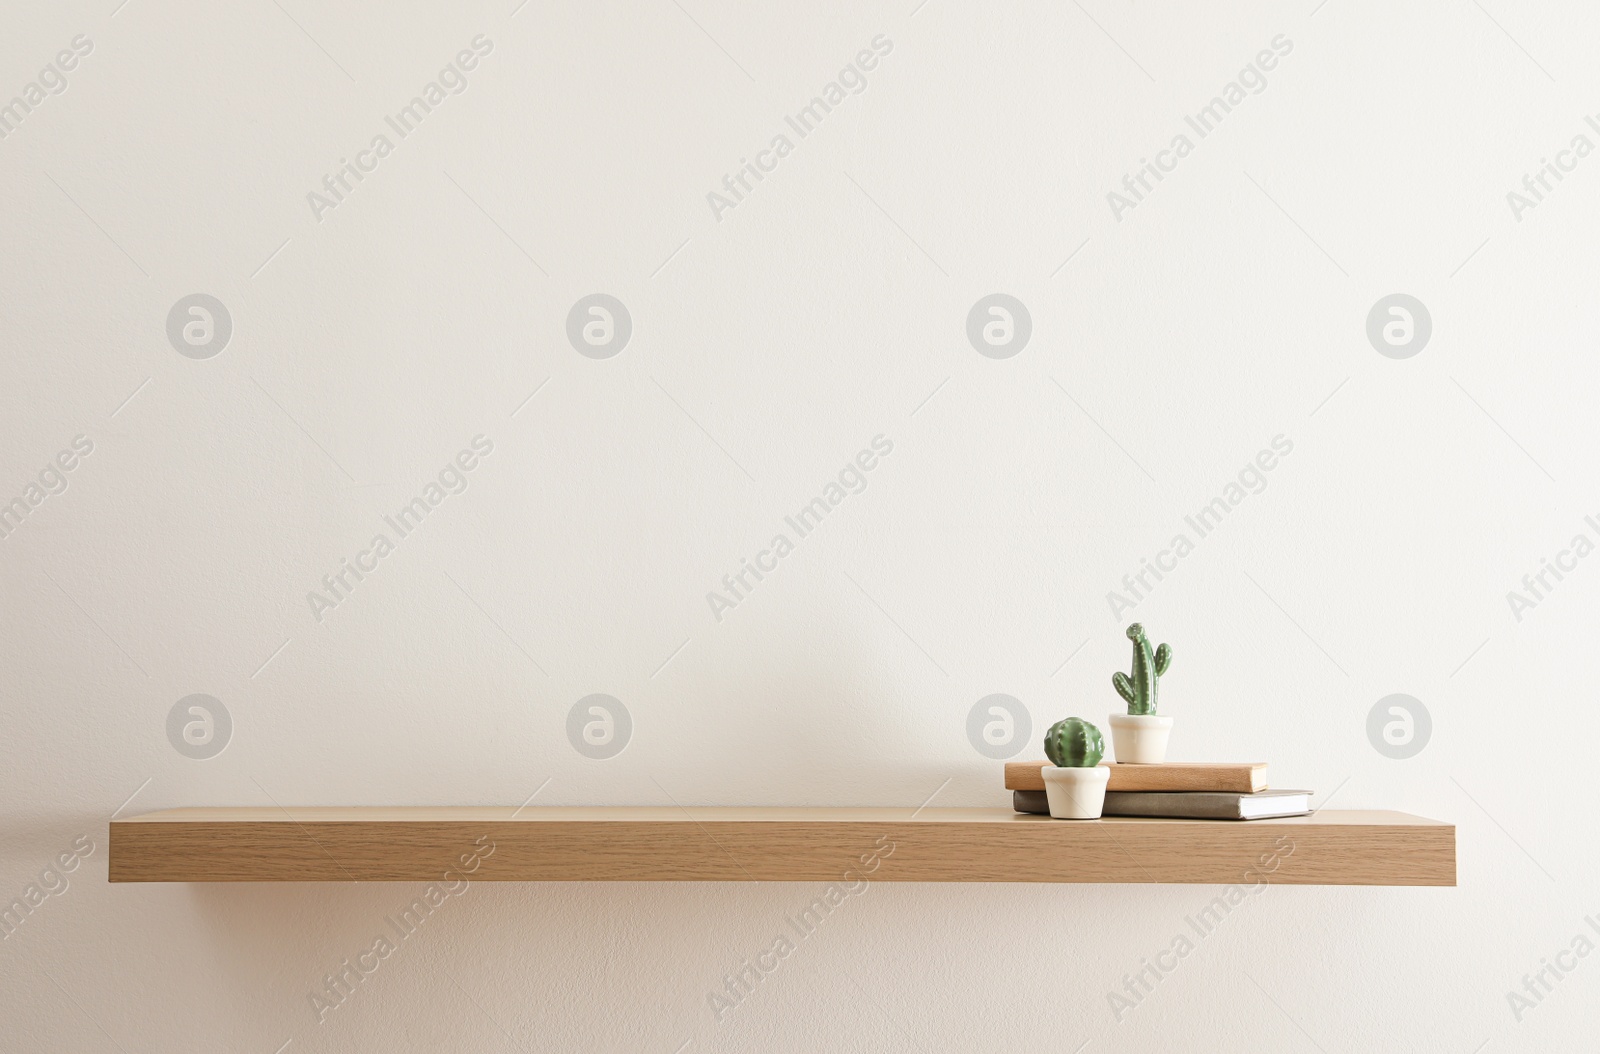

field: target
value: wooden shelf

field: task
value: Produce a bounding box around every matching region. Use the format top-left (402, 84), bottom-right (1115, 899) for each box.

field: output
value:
top-left (109, 807), bottom-right (1453, 886)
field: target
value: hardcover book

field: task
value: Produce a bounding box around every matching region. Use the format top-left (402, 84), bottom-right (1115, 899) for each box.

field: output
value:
top-left (1013, 788), bottom-right (1312, 820)
top-left (1004, 761), bottom-right (1267, 794)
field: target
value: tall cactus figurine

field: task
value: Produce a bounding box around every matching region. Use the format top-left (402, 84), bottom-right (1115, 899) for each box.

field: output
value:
top-left (1043, 717), bottom-right (1104, 768)
top-left (1112, 622), bottom-right (1171, 716)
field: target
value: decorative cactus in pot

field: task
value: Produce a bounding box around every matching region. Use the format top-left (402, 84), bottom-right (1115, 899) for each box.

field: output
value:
top-left (1113, 622), bottom-right (1171, 715)
top-left (1043, 717), bottom-right (1104, 768)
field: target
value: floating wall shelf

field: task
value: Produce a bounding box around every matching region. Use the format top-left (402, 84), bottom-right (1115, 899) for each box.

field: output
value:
top-left (109, 807), bottom-right (1454, 886)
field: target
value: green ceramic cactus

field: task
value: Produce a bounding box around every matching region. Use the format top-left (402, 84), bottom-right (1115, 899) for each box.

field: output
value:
top-left (1043, 717), bottom-right (1104, 768)
top-left (1112, 622), bottom-right (1171, 716)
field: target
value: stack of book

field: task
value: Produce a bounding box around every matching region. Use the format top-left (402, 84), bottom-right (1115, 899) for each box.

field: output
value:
top-left (1005, 761), bottom-right (1312, 820)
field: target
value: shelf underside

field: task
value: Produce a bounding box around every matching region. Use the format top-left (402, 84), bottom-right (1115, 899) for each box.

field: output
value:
top-left (108, 807), bottom-right (1454, 886)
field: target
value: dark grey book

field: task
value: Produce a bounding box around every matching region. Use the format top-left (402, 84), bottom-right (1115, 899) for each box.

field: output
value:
top-left (1013, 788), bottom-right (1313, 820)
top-left (1014, 791), bottom-right (1049, 814)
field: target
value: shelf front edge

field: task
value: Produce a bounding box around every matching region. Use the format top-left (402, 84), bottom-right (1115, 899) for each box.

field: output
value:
top-left (108, 809), bottom-right (1455, 886)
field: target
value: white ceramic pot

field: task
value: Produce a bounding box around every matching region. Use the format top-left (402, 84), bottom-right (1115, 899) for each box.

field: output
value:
top-left (1040, 765), bottom-right (1111, 819)
top-left (1108, 714), bottom-right (1173, 764)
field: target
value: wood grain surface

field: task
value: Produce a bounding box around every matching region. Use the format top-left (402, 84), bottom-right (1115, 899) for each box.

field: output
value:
top-left (109, 807), bottom-right (1454, 886)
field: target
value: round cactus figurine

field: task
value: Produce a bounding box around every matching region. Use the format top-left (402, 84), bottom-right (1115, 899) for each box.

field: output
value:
top-left (1113, 622), bottom-right (1171, 716)
top-left (1043, 717), bottom-right (1104, 768)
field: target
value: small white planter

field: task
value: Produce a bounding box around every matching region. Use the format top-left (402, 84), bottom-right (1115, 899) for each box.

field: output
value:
top-left (1108, 714), bottom-right (1173, 764)
top-left (1041, 765), bottom-right (1111, 819)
